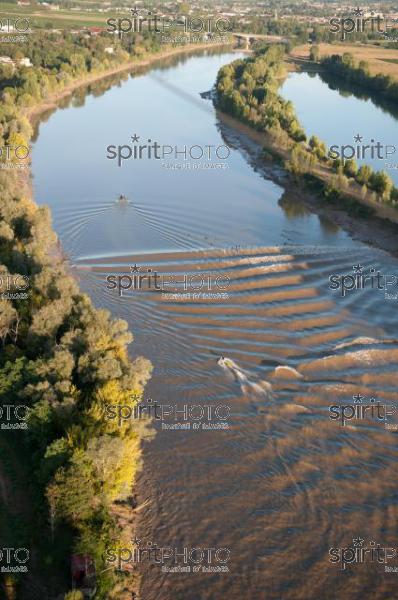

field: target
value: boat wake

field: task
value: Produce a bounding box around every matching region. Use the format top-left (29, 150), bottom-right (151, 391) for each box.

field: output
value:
top-left (217, 356), bottom-right (273, 399)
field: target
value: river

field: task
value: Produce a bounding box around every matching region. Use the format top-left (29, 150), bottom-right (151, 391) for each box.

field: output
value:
top-left (32, 50), bottom-right (398, 600)
top-left (280, 69), bottom-right (398, 185)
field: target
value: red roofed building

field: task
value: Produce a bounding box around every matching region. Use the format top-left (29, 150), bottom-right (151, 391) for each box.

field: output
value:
top-left (88, 26), bottom-right (105, 36)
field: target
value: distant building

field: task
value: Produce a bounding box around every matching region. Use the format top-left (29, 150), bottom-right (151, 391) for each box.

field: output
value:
top-left (363, 11), bottom-right (383, 19)
top-left (88, 27), bottom-right (104, 36)
top-left (0, 56), bottom-right (14, 65)
top-left (18, 57), bottom-right (32, 67)
top-left (104, 47), bottom-right (114, 54)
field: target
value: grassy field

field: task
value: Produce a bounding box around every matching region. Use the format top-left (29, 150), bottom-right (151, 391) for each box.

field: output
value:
top-left (0, 2), bottom-right (110, 29)
top-left (291, 42), bottom-right (398, 80)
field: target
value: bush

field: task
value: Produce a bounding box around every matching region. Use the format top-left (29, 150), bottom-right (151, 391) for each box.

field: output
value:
top-left (64, 592), bottom-right (84, 600)
top-left (343, 159), bottom-right (358, 178)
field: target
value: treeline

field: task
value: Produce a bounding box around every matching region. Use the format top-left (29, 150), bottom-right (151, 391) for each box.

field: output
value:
top-left (0, 170), bottom-right (153, 598)
top-left (0, 29), bottom-right (159, 600)
top-left (236, 17), bottom-right (308, 45)
top-left (311, 23), bottom-right (387, 45)
top-left (0, 29), bottom-right (163, 156)
top-left (320, 51), bottom-right (398, 102)
top-left (217, 45), bottom-right (307, 141)
top-left (216, 46), bottom-right (398, 207)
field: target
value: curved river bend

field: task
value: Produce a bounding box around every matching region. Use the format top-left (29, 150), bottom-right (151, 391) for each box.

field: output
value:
top-left (32, 51), bottom-right (398, 600)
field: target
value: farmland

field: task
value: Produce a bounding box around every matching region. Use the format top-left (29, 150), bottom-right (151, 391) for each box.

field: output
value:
top-left (291, 42), bottom-right (398, 80)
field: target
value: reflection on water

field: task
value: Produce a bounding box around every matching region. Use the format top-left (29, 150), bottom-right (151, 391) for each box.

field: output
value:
top-left (31, 50), bottom-right (398, 600)
top-left (280, 70), bottom-right (398, 186)
top-left (317, 69), bottom-right (398, 121)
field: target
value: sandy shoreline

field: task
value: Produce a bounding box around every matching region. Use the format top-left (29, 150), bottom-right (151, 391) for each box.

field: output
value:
top-left (216, 110), bottom-right (398, 256)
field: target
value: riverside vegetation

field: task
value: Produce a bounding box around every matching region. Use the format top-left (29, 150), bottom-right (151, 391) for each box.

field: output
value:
top-left (1, 25), bottom-right (395, 600)
top-left (318, 49), bottom-right (398, 104)
top-left (0, 28), bottom-right (238, 599)
top-left (0, 29), bottom-right (172, 600)
top-left (0, 27), bottom-right (164, 114)
top-left (216, 45), bottom-right (398, 215)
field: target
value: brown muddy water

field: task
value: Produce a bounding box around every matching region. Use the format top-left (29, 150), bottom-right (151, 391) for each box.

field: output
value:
top-left (32, 50), bottom-right (398, 600)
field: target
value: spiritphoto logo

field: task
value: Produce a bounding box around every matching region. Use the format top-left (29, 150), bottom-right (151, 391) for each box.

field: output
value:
top-left (160, 32), bottom-right (231, 46)
top-left (105, 265), bottom-right (230, 298)
top-left (0, 17), bottom-right (31, 43)
top-left (329, 393), bottom-right (397, 429)
top-left (328, 134), bottom-right (396, 163)
top-left (329, 7), bottom-right (398, 41)
top-left (329, 537), bottom-right (397, 571)
top-left (0, 405), bottom-right (30, 430)
top-left (329, 264), bottom-right (398, 298)
top-left (106, 134), bottom-right (230, 169)
top-left (0, 144), bottom-right (30, 170)
top-left (0, 17), bottom-right (31, 33)
top-left (105, 396), bottom-right (231, 430)
top-left (105, 538), bottom-right (230, 573)
top-left (106, 8), bottom-right (232, 39)
top-left (0, 548), bottom-right (30, 573)
top-left (0, 273), bottom-right (30, 300)
top-left (0, 18), bottom-right (31, 44)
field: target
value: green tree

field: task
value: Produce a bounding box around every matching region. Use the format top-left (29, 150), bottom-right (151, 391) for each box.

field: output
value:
top-left (310, 45), bottom-right (320, 62)
top-left (309, 135), bottom-right (326, 159)
top-left (64, 591), bottom-right (84, 600)
top-left (357, 164), bottom-right (373, 185)
top-left (343, 159), bottom-right (358, 178)
top-left (369, 170), bottom-right (393, 200)
top-left (47, 450), bottom-right (97, 526)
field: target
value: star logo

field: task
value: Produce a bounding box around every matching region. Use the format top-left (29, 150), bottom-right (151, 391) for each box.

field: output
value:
top-left (353, 537), bottom-right (364, 547)
top-left (354, 133), bottom-right (363, 143)
top-left (130, 7), bottom-right (140, 16)
top-left (131, 134), bottom-right (140, 143)
top-left (353, 393), bottom-right (364, 404)
top-left (132, 536), bottom-right (141, 546)
top-left (352, 7), bottom-right (364, 17)
top-left (130, 264), bottom-right (141, 273)
top-left (352, 264), bottom-right (364, 274)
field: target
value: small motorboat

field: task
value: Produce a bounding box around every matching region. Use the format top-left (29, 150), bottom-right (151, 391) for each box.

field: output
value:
top-left (116, 194), bottom-right (129, 206)
top-left (217, 356), bottom-right (236, 370)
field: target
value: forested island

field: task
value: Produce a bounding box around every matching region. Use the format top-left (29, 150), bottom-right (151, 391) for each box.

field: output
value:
top-left (216, 45), bottom-right (398, 219)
